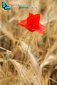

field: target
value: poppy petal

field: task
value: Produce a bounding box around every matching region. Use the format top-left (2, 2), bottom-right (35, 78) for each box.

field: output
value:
top-left (36, 23), bottom-right (45, 34)
top-left (34, 14), bottom-right (40, 21)
top-left (27, 13), bottom-right (34, 24)
top-left (17, 19), bottom-right (27, 27)
top-left (17, 19), bottom-right (34, 32)
top-left (17, 13), bottom-right (46, 34)
top-left (29, 13), bottom-right (34, 17)
top-left (26, 26), bottom-right (35, 32)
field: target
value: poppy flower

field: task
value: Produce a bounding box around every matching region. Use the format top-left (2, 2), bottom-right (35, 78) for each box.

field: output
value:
top-left (17, 13), bottom-right (45, 34)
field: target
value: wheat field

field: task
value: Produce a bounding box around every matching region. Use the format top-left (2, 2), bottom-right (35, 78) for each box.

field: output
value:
top-left (0, 0), bottom-right (57, 85)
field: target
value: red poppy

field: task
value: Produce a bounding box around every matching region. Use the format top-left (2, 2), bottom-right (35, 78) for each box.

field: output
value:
top-left (17, 13), bottom-right (45, 34)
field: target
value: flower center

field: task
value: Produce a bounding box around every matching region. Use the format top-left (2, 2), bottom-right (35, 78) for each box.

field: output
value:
top-left (31, 24), bottom-right (33, 27)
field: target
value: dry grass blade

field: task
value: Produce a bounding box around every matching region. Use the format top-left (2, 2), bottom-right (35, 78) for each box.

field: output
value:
top-left (19, 41), bottom-right (42, 85)
top-left (9, 59), bottom-right (43, 85)
top-left (9, 59), bottom-right (31, 85)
